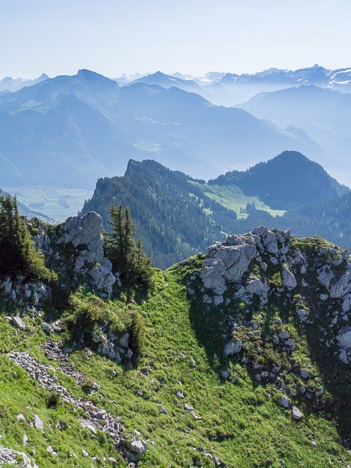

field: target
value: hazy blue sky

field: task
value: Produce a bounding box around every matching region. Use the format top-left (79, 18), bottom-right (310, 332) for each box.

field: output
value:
top-left (1, 0), bottom-right (350, 78)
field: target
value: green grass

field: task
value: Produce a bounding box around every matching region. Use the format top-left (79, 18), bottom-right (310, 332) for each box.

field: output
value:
top-left (189, 181), bottom-right (285, 219)
top-left (1, 247), bottom-right (351, 466)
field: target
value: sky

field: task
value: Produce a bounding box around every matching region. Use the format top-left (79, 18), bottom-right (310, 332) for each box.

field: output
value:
top-left (1, 0), bottom-right (351, 78)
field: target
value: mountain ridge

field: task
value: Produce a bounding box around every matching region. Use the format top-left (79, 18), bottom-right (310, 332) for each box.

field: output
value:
top-left (81, 151), bottom-right (347, 268)
top-left (0, 70), bottom-right (325, 188)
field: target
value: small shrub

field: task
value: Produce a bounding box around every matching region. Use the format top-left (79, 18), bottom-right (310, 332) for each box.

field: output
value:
top-left (45, 391), bottom-right (61, 408)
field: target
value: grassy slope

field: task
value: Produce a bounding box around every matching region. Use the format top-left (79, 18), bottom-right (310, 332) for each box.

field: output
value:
top-left (0, 261), bottom-right (350, 467)
top-left (189, 181), bottom-right (285, 220)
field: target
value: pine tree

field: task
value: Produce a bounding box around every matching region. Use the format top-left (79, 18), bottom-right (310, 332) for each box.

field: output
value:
top-left (106, 205), bottom-right (124, 271)
top-left (105, 205), bottom-right (152, 291)
top-left (0, 192), bottom-right (56, 282)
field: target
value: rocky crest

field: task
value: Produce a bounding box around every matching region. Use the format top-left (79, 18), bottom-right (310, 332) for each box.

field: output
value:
top-left (0, 212), bottom-right (118, 313)
top-left (185, 226), bottom-right (351, 426)
top-left (196, 226), bottom-right (351, 364)
top-left (31, 211), bottom-right (118, 297)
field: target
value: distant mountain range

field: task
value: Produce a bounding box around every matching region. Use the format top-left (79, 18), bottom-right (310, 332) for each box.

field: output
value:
top-left (238, 85), bottom-right (351, 184)
top-left (0, 69), bottom-right (324, 188)
top-left (128, 71), bottom-right (203, 94)
top-left (0, 73), bottom-right (48, 92)
top-left (116, 65), bottom-right (351, 106)
top-left (82, 151), bottom-right (350, 268)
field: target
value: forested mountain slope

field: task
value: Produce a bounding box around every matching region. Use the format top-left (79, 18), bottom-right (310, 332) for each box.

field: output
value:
top-left (210, 151), bottom-right (348, 209)
top-left (82, 152), bottom-right (350, 268)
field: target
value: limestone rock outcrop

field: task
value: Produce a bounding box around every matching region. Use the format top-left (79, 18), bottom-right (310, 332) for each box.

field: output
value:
top-left (31, 212), bottom-right (118, 297)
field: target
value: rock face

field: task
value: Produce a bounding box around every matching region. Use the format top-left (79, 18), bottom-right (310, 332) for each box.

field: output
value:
top-left (31, 212), bottom-right (118, 298)
top-left (330, 272), bottom-right (351, 298)
top-left (0, 446), bottom-right (38, 467)
top-left (246, 276), bottom-right (269, 295)
top-left (291, 406), bottom-right (303, 420)
top-left (0, 277), bottom-right (50, 308)
top-left (199, 227), bottom-right (291, 304)
top-left (188, 225), bottom-right (351, 372)
top-left (0, 212), bottom-right (119, 309)
top-left (282, 266), bottom-right (297, 289)
top-left (58, 212), bottom-right (105, 261)
top-left (96, 327), bottom-right (134, 364)
top-left (200, 236), bottom-right (256, 296)
top-left (224, 339), bottom-right (242, 356)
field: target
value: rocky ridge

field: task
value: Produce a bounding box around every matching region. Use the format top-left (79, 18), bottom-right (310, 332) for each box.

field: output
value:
top-left (184, 226), bottom-right (351, 434)
top-left (31, 211), bottom-right (118, 297)
top-left (0, 212), bottom-right (118, 311)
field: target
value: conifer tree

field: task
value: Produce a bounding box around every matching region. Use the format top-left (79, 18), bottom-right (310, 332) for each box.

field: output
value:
top-left (105, 205), bottom-right (152, 290)
top-left (0, 191), bottom-right (56, 282)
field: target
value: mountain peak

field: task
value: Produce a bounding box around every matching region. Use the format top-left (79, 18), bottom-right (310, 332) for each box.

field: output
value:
top-left (77, 69), bottom-right (104, 79)
top-left (210, 151), bottom-right (348, 209)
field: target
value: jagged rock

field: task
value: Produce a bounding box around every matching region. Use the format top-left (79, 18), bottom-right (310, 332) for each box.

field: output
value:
top-left (88, 259), bottom-right (116, 297)
top-left (11, 316), bottom-right (26, 331)
top-left (282, 266), bottom-right (297, 289)
top-left (213, 294), bottom-right (224, 306)
top-left (119, 333), bottom-right (129, 348)
top-left (339, 348), bottom-right (351, 365)
top-left (202, 275), bottom-right (227, 296)
top-left (293, 251), bottom-right (305, 264)
top-left (201, 242), bottom-right (256, 294)
top-left (296, 308), bottom-right (310, 322)
top-left (47, 446), bottom-right (58, 458)
top-left (291, 406), bottom-right (303, 420)
top-left (235, 286), bottom-right (246, 298)
top-left (30, 212), bottom-right (117, 297)
top-left (337, 328), bottom-right (351, 348)
top-left (246, 276), bottom-right (269, 295)
top-left (317, 266), bottom-right (334, 289)
top-left (33, 414), bottom-right (44, 431)
top-left (202, 294), bottom-right (212, 304)
top-left (0, 446), bottom-right (38, 467)
top-left (80, 419), bottom-right (97, 434)
top-left (184, 403), bottom-right (194, 412)
top-left (284, 339), bottom-right (295, 351)
top-left (330, 272), bottom-right (351, 298)
top-left (279, 396), bottom-right (291, 408)
top-left (16, 413), bottom-right (25, 423)
top-left (278, 331), bottom-right (289, 341)
top-left (224, 339), bottom-right (242, 356)
top-left (300, 370), bottom-right (310, 379)
top-left (60, 211), bottom-right (104, 259)
top-left (126, 438), bottom-right (147, 462)
top-left (342, 295), bottom-right (351, 312)
top-left (42, 322), bottom-right (53, 334)
top-left (252, 226), bottom-right (278, 254)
